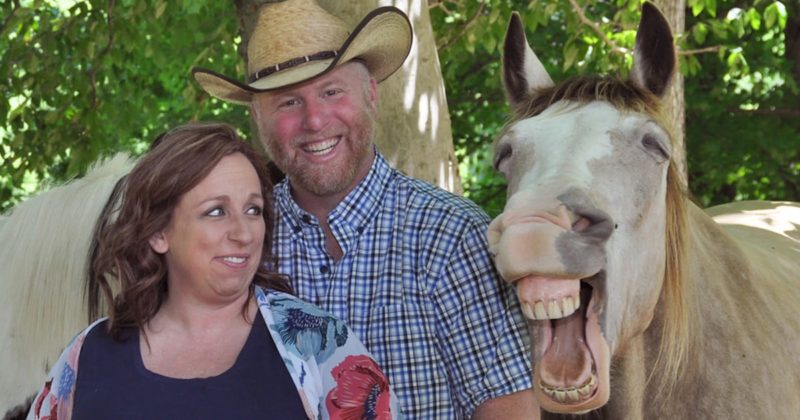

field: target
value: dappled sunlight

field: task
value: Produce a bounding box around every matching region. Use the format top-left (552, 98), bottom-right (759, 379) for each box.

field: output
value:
top-left (713, 205), bottom-right (800, 240)
top-left (364, 0), bottom-right (458, 193)
top-left (428, 91), bottom-right (441, 141)
top-left (439, 158), bottom-right (456, 193)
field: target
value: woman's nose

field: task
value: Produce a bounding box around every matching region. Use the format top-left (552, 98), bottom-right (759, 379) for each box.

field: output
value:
top-left (228, 216), bottom-right (255, 244)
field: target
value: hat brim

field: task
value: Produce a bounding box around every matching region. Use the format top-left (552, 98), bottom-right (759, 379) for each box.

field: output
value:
top-left (192, 6), bottom-right (412, 105)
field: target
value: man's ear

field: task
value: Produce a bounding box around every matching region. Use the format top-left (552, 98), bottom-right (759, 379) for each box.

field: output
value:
top-left (149, 231), bottom-right (169, 254)
top-left (367, 76), bottom-right (378, 112)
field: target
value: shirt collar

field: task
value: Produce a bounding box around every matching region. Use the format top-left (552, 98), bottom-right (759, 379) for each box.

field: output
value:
top-left (274, 151), bottom-right (393, 232)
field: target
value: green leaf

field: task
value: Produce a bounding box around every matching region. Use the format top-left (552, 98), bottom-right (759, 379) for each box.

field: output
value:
top-left (692, 22), bottom-right (708, 44)
top-left (156, 1), bottom-right (167, 19)
top-left (764, 4), bottom-right (777, 28)
top-left (746, 8), bottom-right (761, 30)
top-left (691, 2), bottom-right (705, 17)
top-left (705, 0), bottom-right (717, 17)
top-left (563, 42), bottom-right (579, 71)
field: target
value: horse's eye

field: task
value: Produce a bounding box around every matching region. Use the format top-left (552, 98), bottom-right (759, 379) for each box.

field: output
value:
top-left (494, 142), bottom-right (513, 172)
top-left (641, 133), bottom-right (670, 163)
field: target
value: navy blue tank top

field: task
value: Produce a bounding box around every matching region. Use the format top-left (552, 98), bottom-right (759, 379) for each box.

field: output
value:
top-left (72, 311), bottom-right (307, 419)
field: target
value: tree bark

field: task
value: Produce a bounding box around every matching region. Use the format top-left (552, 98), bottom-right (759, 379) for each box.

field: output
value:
top-left (652, 0), bottom-right (688, 186)
top-left (234, 0), bottom-right (461, 193)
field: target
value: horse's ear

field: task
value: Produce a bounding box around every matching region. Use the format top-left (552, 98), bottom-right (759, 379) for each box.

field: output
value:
top-left (630, 2), bottom-right (676, 97)
top-left (503, 12), bottom-right (554, 113)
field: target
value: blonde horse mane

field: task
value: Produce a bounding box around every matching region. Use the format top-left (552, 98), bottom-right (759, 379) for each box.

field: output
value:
top-left (0, 153), bottom-right (133, 410)
top-left (507, 74), bottom-right (695, 397)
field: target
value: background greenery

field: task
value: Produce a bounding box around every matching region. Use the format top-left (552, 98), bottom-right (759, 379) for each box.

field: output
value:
top-left (2, 0), bottom-right (798, 216)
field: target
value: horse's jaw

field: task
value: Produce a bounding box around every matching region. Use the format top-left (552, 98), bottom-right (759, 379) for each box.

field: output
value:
top-left (519, 276), bottom-right (611, 414)
top-left (488, 194), bottom-right (615, 413)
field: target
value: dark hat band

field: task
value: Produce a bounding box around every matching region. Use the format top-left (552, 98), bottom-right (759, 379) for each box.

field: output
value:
top-left (248, 50), bottom-right (339, 84)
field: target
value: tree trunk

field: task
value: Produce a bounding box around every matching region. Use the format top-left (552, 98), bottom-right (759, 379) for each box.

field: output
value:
top-left (785, 4), bottom-right (800, 84)
top-left (234, 0), bottom-right (462, 193)
top-left (652, 0), bottom-right (688, 185)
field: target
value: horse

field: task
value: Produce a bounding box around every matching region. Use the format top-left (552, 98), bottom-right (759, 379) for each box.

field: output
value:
top-left (488, 2), bottom-right (800, 418)
top-left (0, 154), bottom-right (132, 419)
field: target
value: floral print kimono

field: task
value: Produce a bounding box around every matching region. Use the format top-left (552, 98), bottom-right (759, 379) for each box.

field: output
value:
top-left (27, 287), bottom-right (402, 419)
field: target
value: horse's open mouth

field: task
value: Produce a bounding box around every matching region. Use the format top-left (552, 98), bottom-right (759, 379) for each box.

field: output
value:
top-left (516, 275), bottom-right (610, 413)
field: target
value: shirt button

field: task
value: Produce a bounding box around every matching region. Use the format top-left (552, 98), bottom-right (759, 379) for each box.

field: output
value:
top-left (320, 265), bottom-right (330, 274)
top-left (302, 214), bottom-right (312, 224)
top-left (356, 226), bottom-right (365, 234)
top-left (293, 225), bottom-right (301, 233)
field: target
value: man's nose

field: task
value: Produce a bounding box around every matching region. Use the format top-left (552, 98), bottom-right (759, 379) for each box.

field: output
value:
top-left (302, 99), bottom-right (328, 131)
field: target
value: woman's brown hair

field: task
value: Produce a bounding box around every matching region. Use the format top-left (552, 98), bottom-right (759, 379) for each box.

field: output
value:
top-left (91, 122), bottom-right (292, 339)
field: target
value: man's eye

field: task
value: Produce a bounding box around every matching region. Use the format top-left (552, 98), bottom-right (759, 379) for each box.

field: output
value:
top-left (324, 89), bottom-right (341, 97)
top-left (280, 98), bottom-right (299, 108)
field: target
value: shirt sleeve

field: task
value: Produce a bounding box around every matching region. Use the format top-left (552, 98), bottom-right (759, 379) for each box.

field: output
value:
top-left (27, 320), bottom-right (102, 420)
top-left (430, 216), bottom-right (533, 417)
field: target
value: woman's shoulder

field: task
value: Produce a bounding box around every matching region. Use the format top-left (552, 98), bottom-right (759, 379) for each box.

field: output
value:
top-left (256, 287), bottom-right (328, 315)
top-left (255, 287), bottom-right (349, 360)
top-left (26, 318), bottom-right (108, 419)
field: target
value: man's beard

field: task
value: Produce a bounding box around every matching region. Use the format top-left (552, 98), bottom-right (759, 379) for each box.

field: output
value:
top-left (266, 107), bottom-right (375, 197)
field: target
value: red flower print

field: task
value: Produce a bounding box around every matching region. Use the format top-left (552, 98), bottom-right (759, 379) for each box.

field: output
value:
top-left (326, 355), bottom-right (392, 420)
top-left (33, 380), bottom-right (59, 420)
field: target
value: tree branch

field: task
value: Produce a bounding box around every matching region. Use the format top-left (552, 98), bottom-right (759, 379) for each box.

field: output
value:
top-left (568, 0), bottom-right (629, 55)
top-left (728, 107), bottom-right (800, 118)
top-left (89, 0), bottom-right (116, 109)
top-left (428, 0), bottom-right (450, 14)
top-left (436, 2), bottom-right (485, 53)
top-left (679, 45), bottom-right (722, 55)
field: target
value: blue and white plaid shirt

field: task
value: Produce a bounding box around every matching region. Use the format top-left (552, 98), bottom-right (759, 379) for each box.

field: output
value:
top-left (272, 152), bottom-right (532, 419)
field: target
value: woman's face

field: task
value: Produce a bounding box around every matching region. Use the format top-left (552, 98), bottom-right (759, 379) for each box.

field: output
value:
top-left (149, 153), bottom-right (265, 305)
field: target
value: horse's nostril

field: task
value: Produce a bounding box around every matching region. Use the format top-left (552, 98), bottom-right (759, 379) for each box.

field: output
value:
top-left (572, 217), bottom-right (591, 232)
top-left (572, 208), bottom-right (614, 243)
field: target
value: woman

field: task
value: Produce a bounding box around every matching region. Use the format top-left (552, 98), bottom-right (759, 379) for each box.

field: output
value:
top-left (27, 123), bottom-right (399, 419)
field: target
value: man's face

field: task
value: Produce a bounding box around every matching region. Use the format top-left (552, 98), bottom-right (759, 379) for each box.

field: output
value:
top-left (251, 63), bottom-right (378, 199)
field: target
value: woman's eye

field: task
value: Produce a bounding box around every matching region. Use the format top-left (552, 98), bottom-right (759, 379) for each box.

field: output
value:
top-left (206, 207), bottom-right (224, 217)
top-left (246, 206), bottom-right (263, 216)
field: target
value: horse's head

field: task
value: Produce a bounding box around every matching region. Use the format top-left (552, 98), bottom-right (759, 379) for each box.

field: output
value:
top-left (489, 3), bottom-right (683, 414)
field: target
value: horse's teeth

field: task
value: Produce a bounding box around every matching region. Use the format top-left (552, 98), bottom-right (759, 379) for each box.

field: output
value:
top-left (555, 390), bottom-right (566, 402)
top-left (522, 302), bottom-right (535, 319)
top-left (548, 300), bottom-right (563, 318)
top-left (534, 302), bottom-right (548, 319)
top-left (567, 389), bottom-right (580, 401)
top-left (562, 296), bottom-right (575, 315)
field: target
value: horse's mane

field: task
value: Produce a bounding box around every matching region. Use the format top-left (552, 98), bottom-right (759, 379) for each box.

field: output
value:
top-left (510, 75), bottom-right (662, 121)
top-left (0, 153), bottom-right (133, 402)
top-left (507, 74), bottom-right (695, 396)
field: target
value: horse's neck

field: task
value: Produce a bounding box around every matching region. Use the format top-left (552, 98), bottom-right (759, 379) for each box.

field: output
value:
top-left (640, 200), bottom-right (800, 418)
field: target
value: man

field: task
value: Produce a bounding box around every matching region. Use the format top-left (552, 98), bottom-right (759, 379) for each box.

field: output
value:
top-left (192, 0), bottom-right (536, 418)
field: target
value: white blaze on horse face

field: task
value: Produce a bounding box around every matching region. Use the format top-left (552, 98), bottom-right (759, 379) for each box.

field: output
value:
top-left (500, 101), bottom-right (617, 208)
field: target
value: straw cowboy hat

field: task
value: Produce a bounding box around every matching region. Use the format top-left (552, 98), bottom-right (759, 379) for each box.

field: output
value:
top-left (192, 0), bottom-right (412, 105)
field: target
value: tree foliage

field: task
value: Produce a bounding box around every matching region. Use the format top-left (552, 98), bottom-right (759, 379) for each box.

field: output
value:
top-left (432, 0), bottom-right (799, 215)
top-left (2, 0), bottom-right (798, 215)
top-left (1, 0), bottom-right (247, 212)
